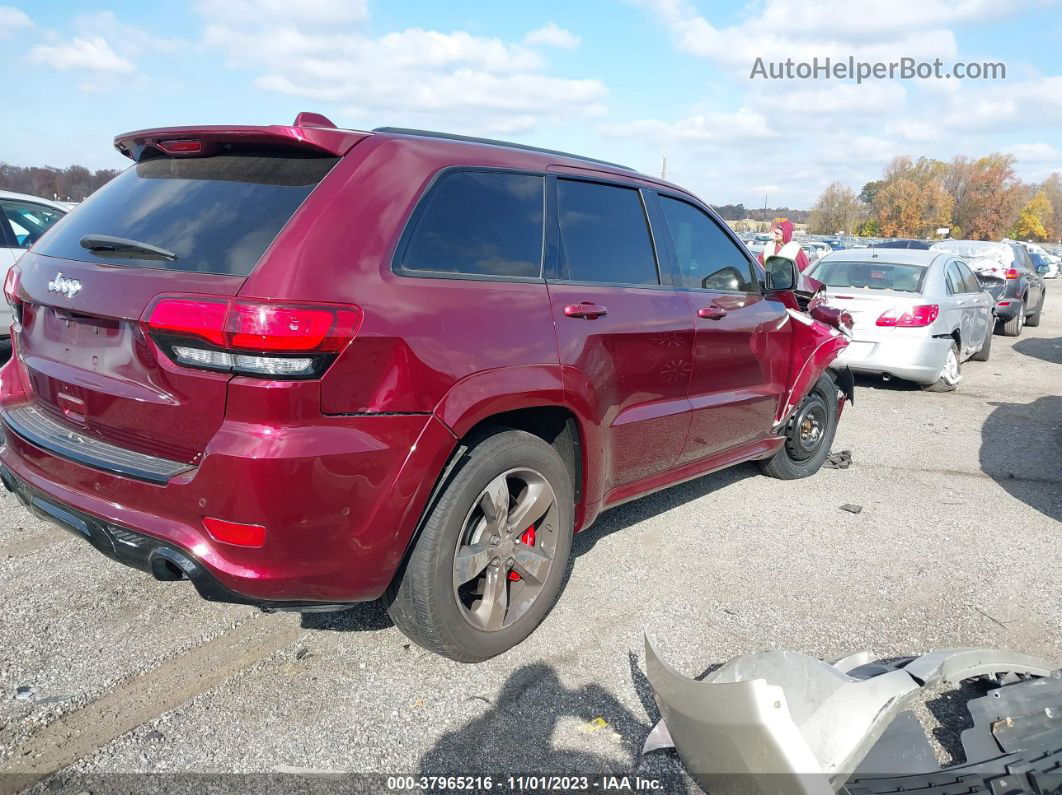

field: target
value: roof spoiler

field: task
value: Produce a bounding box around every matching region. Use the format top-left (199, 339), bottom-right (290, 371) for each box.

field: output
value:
top-left (114, 112), bottom-right (362, 161)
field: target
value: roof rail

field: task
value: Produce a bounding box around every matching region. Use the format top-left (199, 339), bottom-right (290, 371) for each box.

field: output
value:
top-left (372, 127), bottom-right (635, 172)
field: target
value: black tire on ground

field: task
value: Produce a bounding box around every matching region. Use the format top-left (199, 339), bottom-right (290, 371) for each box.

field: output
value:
top-left (759, 373), bottom-right (839, 480)
top-left (0, 337), bottom-right (10, 364)
top-left (1000, 302), bottom-right (1025, 336)
top-left (385, 428), bottom-right (574, 662)
top-left (1025, 292), bottom-right (1043, 327)
top-left (922, 341), bottom-right (962, 393)
top-left (970, 322), bottom-right (992, 362)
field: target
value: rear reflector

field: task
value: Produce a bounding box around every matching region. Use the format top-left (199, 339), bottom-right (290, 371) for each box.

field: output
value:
top-left (203, 517), bottom-right (266, 548)
top-left (876, 304), bottom-right (939, 327)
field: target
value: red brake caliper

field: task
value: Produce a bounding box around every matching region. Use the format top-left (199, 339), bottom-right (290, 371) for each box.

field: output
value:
top-left (508, 526), bottom-right (536, 581)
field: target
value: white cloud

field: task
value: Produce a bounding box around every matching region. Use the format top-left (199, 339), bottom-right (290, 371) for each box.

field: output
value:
top-left (633, 0), bottom-right (975, 67)
top-left (0, 5), bottom-right (31, 39)
top-left (1011, 142), bottom-right (1062, 163)
top-left (72, 10), bottom-right (184, 55)
top-left (524, 23), bottom-right (581, 49)
top-left (195, 0), bottom-right (606, 132)
top-left (29, 36), bottom-right (136, 74)
top-left (195, 0), bottom-right (369, 27)
top-left (601, 107), bottom-right (778, 146)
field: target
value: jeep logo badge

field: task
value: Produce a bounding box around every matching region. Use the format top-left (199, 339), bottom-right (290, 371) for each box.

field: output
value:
top-left (47, 272), bottom-right (82, 299)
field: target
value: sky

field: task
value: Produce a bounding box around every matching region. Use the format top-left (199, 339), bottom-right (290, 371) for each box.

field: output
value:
top-left (2, 0), bottom-right (1061, 208)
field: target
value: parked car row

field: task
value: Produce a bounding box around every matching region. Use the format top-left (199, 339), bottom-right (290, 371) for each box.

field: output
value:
top-left (799, 236), bottom-right (1048, 392)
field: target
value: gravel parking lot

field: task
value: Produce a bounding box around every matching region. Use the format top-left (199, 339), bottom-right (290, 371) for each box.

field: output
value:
top-left (1, 310), bottom-right (1060, 793)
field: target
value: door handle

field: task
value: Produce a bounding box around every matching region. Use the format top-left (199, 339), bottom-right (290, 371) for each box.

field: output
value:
top-left (697, 306), bottom-right (727, 320)
top-left (564, 302), bottom-right (608, 319)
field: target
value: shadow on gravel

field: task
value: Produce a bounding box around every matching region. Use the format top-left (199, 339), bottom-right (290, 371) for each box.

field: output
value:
top-left (418, 660), bottom-right (665, 780)
top-left (980, 395), bottom-right (1062, 522)
top-left (1013, 336), bottom-right (1062, 365)
top-left (299, 600), bottom-right (393, 632)
top-left (573, 463), bottom-right (757, 558)
top-left (851, 373), bottom-right (921, 392)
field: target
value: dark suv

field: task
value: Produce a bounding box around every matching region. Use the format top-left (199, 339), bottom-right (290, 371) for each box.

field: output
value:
top-left (0, 115), bottom-right (851, 661)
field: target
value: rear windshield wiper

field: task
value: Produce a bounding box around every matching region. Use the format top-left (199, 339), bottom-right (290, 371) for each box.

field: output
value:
top-left (79, 234), bottom-right (178, 262)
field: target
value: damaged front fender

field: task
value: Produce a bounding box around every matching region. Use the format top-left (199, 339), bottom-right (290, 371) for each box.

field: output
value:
top-left (778, 310), bottom-right (850, 428)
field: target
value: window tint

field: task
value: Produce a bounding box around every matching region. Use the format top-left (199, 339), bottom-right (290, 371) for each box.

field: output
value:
top-left (659, 196), bottom-right (756, 292)
top-left (957, 261), bottom-right (981, 293)
top-left (34, 153), bottom-right (337, 276)
top-left (400, 171), bottom-right (544, 278)
top-left (1, 199), bottom-right (65, 249)
top-left (555, 179), bottom-right (658, 285)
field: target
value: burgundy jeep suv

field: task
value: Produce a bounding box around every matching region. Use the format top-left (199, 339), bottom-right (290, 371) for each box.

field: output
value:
top-left (0, 115), bottom-right (851, 661)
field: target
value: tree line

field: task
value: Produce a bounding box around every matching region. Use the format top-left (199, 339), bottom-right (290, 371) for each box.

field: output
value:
top-left (807, 154), bottom-right (1061, 242)
top-left (0, 163), bottom-right (121, 202)
top-left (711, 204), bottom-right (810, 223)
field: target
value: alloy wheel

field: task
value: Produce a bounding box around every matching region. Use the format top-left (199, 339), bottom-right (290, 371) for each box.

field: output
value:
top-left (452, 468), bottom-right (560, 632)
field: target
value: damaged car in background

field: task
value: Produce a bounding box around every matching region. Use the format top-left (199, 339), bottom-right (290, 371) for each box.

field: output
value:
top-left (1, 115), bottom-right (853, 662)
top-left (802, 248), bottom-right (995, 392)
top-left (644, 636), bottom-right (1062, 795)
top-left (931, 239), bottom-right (1047, 337)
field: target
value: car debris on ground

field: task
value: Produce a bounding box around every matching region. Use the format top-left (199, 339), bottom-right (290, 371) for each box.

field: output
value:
top-left (643, 635), bottom-right (1060, 794)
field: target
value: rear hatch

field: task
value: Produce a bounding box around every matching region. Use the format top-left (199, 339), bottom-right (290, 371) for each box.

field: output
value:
top-left (10, 142), bottom-right (342, 464)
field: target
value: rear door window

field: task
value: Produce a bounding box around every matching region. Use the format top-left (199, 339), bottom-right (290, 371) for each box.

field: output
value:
top-left (33, 153), bottom-right (338, 276)
top-left (945, 261), bottom-right (966, 294)
top-left (555, 179), bottom-right (658, 285)
top-left (957, 261), bottom-right (982, 293)
top-left (398, 170), bottom-right (544, 278)
top-left (659, 195), bottom-right (756, 292)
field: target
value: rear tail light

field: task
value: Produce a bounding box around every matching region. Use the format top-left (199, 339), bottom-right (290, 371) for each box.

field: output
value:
top-left (143, 295), bottom-right (362, 379)
top-left (4, 266), bottom-right (23, 324)
top-left (1005, 268), bottom-right (1020, 280)
top-left (203, 517), bottom-right (265, 548)
top-left (876, 304), bottom-right (939, 327)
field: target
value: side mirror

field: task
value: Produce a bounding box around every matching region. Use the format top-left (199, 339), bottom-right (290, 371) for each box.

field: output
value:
top-left (763, 255), bottom-right (797, 291)
top-left (1036, 264), bottom-right (1050, 275)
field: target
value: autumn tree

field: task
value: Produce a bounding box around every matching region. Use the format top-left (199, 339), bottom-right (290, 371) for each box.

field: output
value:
top-left (1010, 191), bottom-right (1054, 241)
top-left (808, 182), bottom-right (863, 234)
top-left (877, 178), bottom-right (954, 238)
top-left (948, 154), bottom-right (1023, 239)
top-left (1038, 173), bottom-right (1062, 243)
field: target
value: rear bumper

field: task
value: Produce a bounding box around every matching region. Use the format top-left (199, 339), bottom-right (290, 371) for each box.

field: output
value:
top-left (0, 359), bottom-right (457, 604)
top-left (0, 465), bottom-right (325, 609)
top-left (832, 332), bottom-right (951, 384)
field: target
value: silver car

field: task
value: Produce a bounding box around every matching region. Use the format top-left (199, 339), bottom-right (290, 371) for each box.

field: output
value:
top-left (805, 249), bottom-right (994, 392)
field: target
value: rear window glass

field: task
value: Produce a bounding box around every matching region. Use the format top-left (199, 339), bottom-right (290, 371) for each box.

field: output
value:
top-left (33, 153), bottom-right (338, 276)
top-left (808, 260), bottom-right (927, 293)
top-left (398, 170), bottom-right (544, 278)
top-left (556, 179), bottom-right (658, 285)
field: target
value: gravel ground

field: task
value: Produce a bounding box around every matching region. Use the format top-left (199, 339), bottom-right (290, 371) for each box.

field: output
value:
top-left (1, 307), bottom-right (1060, 793)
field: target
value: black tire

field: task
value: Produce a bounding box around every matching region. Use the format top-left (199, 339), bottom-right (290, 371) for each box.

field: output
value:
top-left (1025, 292), bottom-right (1043, 327)
top-left (0, 337), bottom-right (10, 365)
top-left (385, 429), bottom-right (574, 662)
top-left (1000, 302), bottom-right (1025, 336)
top-left (758, 374), bottom-right (839, 480)
top-left (922, 341), bottom-right (962, 392)
top-left (970, 322), bottom-right (992, 362)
